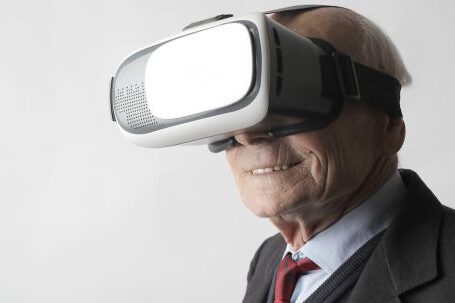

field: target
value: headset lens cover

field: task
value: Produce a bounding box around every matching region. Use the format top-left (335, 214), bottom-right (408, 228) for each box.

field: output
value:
top-left (145, 23), bottom-right (254, 119)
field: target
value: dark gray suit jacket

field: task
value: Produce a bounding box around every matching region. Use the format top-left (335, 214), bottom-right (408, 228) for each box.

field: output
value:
top-left (243, 169), bottom-right (455, 303)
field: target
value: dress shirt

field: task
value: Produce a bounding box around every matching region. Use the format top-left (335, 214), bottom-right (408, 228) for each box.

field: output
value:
top-left (281, 171), bottom-right (407, 302)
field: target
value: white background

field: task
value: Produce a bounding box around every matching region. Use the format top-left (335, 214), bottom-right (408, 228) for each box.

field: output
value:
top-left (0, 0), bottom-right (454, 302)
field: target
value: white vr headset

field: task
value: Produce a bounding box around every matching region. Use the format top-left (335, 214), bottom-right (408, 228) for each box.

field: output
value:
top-left (109, 4), bottom-right (402, 152)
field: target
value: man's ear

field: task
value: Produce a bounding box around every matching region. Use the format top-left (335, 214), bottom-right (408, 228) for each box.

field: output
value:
top-left (381, 115), bottom-right (406, 156)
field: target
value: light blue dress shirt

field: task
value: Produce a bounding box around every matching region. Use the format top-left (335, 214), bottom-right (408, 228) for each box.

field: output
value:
top-left (281, 171), bottom-right (407, 302)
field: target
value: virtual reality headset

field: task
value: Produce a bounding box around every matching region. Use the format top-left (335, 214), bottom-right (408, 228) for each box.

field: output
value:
top-left (109, 4), bottom-right (402, 153)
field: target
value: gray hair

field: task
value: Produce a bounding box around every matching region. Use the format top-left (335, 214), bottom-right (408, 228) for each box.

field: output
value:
top-left (271, 7), bottom-right (412, 86)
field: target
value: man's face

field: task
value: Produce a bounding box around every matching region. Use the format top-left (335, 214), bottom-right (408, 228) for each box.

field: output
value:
top-left (226, 102), bottom-right (385, 218)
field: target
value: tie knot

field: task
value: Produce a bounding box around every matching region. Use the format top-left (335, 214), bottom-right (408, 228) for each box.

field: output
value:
top-left (282, 253), bottom-right (320, 274)
top-left (294, 254), bottom-right (320, 273)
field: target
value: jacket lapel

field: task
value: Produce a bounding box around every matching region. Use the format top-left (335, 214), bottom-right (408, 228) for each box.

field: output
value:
top-left (348, 169), bottom-right (443, 303)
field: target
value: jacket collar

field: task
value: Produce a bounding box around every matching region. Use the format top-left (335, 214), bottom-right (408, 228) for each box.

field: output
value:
top-left (349, 169), bottom-right (443, 302)
top-left (384, 169), bottom-right (442, 294)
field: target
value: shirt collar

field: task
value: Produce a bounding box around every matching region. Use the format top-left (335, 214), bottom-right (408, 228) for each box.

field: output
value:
top-left (282, 171), bottom-right (407, 275)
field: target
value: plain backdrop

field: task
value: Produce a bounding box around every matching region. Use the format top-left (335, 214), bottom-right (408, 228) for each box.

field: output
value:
top-left (0, 0), bottom-right (454, 302)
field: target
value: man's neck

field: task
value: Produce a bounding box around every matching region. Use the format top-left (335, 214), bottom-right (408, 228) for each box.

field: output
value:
top-left (270, 159), bottom-right (397, 250)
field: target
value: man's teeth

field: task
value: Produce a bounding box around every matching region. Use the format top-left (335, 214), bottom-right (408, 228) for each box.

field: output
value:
top-left (251, 163), bottom-right (298, 175)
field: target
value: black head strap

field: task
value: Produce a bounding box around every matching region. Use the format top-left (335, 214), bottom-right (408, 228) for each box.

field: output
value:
top-left (310, 37), bottom-right (402, 117)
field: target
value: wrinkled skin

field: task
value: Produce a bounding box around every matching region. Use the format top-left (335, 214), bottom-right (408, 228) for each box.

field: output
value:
top-left (226, 101), bottom-right (404, 249)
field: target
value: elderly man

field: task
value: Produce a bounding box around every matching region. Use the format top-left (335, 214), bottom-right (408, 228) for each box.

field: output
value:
top-left (109, 3), bottom-right (455, 302)
top-left (225, 7), bottom-right (455, 303)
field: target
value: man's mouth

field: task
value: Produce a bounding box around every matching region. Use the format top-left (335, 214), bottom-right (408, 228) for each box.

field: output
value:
top-left (250, 161), bottom-right (302, 175)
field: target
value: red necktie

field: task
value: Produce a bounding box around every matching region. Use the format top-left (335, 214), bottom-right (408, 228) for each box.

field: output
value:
top-left (274, 252), bottom-right (320, 303)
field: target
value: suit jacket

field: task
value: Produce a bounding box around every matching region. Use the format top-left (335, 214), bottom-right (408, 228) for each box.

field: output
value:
top-left (243, 169), bottom-right (455, 303)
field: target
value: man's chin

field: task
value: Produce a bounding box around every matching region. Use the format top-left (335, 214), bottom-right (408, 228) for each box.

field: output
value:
top-left (242, 197), bottom-right (299, 218)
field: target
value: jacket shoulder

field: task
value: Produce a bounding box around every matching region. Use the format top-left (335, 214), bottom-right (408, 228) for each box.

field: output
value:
top-left (403, 204), bottom-right (455, 301)
top-left (246, 233), bottom-right (284, 283)
top-left (442, 203), bottom-right (455, 218)
top-left (243, 233), bottom-right (286, 303)
top-left (441, 204), bottom-right (455, 250)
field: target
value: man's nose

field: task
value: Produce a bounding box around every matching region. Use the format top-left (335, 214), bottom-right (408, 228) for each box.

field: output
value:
top-left (234, 131), bottom-right (273, 146)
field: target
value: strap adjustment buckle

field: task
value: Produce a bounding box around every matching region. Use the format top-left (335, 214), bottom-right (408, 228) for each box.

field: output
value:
top-left (332, 52), bottom-right (361, 101)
